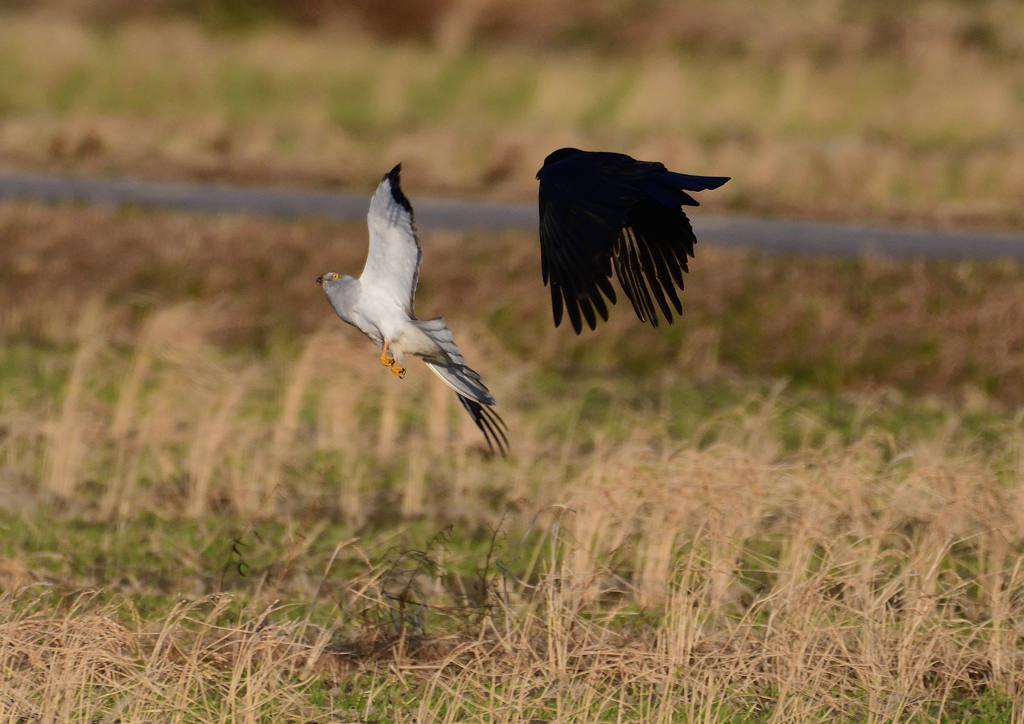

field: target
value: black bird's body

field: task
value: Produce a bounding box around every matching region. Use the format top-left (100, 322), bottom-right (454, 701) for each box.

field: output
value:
top-left (536, 148), bottom-right (730, 333)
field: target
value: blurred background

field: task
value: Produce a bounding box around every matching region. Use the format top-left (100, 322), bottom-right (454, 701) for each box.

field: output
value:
top-left (4, 2), bottom-right (1024, 720)
top-left (2, 0), bottom-right (1024, 224)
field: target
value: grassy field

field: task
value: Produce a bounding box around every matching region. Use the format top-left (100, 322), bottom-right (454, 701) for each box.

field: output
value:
top-left (1, 3), bottom-right (1024, 226)
top-left (2, 201), bottom-right (1024, 720)
top-left (4, 3), bottom-right (1024, 720)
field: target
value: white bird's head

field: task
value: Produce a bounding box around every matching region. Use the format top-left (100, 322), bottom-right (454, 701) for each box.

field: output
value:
top-left (317, 272), bottom-right (344, 290)
top-left (318, 272), bottom-right (360, 324)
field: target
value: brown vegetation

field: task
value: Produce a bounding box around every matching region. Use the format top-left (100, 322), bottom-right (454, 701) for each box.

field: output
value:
top-left (3, 202), bottom-right (1024, 402)
top-left (19, 0), bottom-right (1024, 59)
top-left (1, 7), bottom-right (1023, 226)
top-left (0, 594), bottom-right (329, 721)
top-left (2, 202), bottom-right (1024, 717)
top-left (4, 438), bottom-right (1024, 719)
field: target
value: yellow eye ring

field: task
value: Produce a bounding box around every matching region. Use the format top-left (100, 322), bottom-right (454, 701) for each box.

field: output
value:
top-left (332, 273), bottom-right (339, 279)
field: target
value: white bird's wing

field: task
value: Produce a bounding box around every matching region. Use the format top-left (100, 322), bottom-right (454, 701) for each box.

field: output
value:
top-left (359, 164), bottom-right (422, 317)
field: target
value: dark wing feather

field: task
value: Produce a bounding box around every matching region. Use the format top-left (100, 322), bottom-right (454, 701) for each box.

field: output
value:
top-left (458, 396), bottom-right (509, 457)
top-left (537, 152), bottom-right (661, 332)
top-left (613, 199), bottom-right (697, 327)
top-left (538, 148), bottom-right (729, 331)
top-left (615, 227), bottom-right (655, 324)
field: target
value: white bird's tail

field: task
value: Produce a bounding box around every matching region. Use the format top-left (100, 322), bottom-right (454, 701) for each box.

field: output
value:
top-left (413, 318), bottom-right (508, 455)
top-left (414, 318), bottom-right (495, 405)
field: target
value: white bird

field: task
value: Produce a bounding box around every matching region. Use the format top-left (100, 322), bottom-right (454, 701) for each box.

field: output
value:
top-left (317, 164), bottom-right (508, 455)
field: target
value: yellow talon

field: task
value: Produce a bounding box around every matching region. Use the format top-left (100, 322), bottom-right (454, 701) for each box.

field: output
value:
top-left (380, 340), bottom-right (394, 367)
top-left (391, 364), bottom-right (406, 379)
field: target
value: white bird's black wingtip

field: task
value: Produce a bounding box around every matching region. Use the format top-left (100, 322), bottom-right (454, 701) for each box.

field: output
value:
top-left (383, 163), bottom-right (413, 214)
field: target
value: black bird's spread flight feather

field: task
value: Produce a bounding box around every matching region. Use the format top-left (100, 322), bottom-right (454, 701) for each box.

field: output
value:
top-left (536, 148), bottom-right (729, 333)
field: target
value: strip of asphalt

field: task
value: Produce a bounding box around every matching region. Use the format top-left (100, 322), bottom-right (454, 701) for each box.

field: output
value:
top-left (2, 168), bottom-right (1024, 261)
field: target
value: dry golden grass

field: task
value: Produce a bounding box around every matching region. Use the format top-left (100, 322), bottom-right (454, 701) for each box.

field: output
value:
top-left (4, 436), bottom-right (1024, 720)
top-left (0, 594), bottom-right (330, 722)
top-left (3, 205), bottom-right (1024, 717)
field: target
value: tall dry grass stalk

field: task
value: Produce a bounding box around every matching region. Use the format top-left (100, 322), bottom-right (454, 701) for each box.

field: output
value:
top-left (376, 380), bottom-right (400, 460)
top-left (103, 306), bottom-right (197, 515)
top-left (314, 330), bottom-right (373, 523)
top-left (338, 458), bottom-right (366, 527)
top-left (267, 330), bottom-right (325, 496)
top-left (401, 435), bottom-right (427, 518)
top-left (315, 344), bottom-right (363, 454)
top-left (42, 297), bottom-right (104, 499)
top-left (185, 368), bottom-right (253, 517)
top-left (426, 372), bottom-right (450, 451)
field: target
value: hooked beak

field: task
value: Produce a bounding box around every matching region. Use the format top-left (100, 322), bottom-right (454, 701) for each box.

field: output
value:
top-left (316, 276), bottom-right (323, 284)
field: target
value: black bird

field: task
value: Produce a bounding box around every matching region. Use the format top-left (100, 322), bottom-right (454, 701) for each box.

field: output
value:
top-left (536, 148), bottom-right (730, 333)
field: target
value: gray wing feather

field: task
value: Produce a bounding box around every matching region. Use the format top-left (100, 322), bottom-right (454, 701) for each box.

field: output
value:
top-left (360, 165), bottom-right (421, 317)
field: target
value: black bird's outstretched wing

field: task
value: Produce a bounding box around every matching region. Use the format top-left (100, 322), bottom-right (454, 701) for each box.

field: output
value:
top-left (536, 148), bottom-right (729, 333)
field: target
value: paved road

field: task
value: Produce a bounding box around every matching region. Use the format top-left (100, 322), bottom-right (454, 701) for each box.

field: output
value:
top-left (3, 168), bottom-right (1024, 261)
